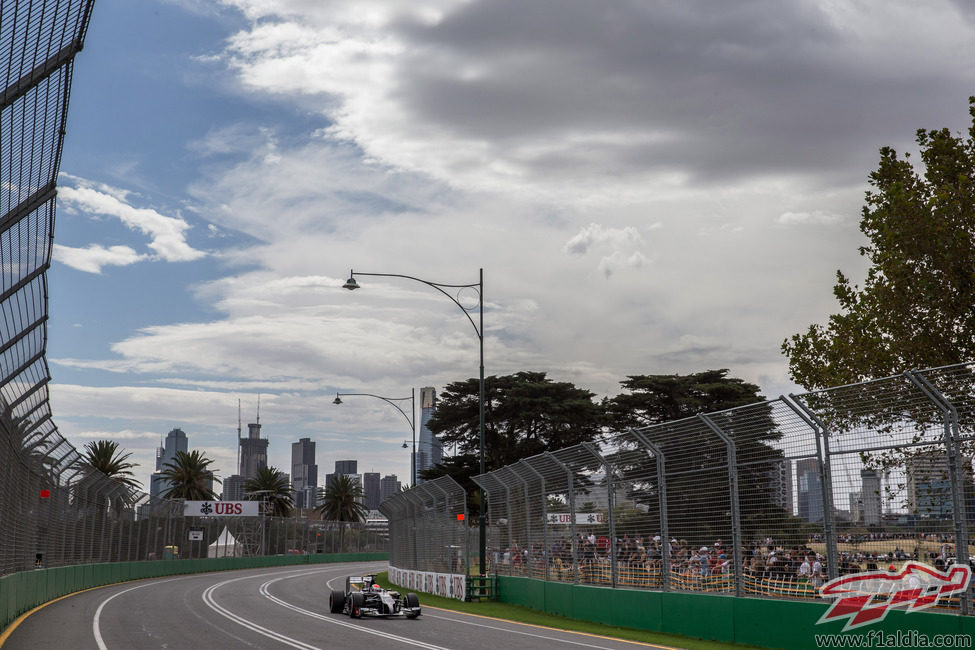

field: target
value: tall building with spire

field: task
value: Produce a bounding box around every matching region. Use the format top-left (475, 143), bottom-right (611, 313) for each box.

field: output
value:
top-left (149, 428), bottom-right (188, 499)
top-left (239, 403), bottom-right (268, 480)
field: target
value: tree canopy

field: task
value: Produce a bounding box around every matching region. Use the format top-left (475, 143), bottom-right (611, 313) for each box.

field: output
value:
top-left (420, 371), bottom-right (604, 488)
top-left (783, 97), bottom-right (975, 389)
top-left (243, 466), bottom-right (294, 517)
top-left (82, 439), bottom-right (141, 491)
top-left (159, 450), bottom-right (219, 500)
top-left (318, 474), bottom-right (367, 523)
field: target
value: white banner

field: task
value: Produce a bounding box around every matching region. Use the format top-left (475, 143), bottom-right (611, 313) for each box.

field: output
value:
top-left (388, 566), bottom-right (466, 601)
top-left (184, 501), bottom-right (260, 517)
top-left (546, 512), bottom-right (605, 525)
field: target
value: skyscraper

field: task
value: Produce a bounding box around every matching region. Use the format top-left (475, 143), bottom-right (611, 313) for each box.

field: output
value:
top-left (292, 437), bottom-right (318, 509)
top-left (906, 451), bottom-right (975, 519)
top-left (239, 420), bottom-right (268, 480)
top-left (380, 474), bottom-right (402, 503)
top-left (860, 469), bottom-right (882, 525)
top-left (796, 458), bottom-right (823, 523)
top-left (416, 386), bottom-right (443, 483)
top-left (363, 472), bottom-right (381, 510)
top-left (149, 428), bottom-right (188, 499)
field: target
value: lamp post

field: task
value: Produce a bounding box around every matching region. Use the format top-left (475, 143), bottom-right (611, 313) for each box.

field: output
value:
top-left (342, 268), bottom-right (487, 576)
top-left (246, 489), bottom-right (273, 556)
top-left (334, 389), bottom-right (417, 484)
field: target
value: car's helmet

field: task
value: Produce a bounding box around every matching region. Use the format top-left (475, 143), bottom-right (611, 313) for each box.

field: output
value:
top-left (373, 584), bottom-right (381, 591)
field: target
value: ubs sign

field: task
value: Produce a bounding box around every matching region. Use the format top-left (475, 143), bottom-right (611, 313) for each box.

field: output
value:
top-left (184, 501), bottom-right (260, 517)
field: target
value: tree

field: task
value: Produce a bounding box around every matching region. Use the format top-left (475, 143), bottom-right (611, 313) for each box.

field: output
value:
top-left (783, 97), bottom-right (975, 390)
top-left (318, 474), bottom-right (367, 523)
top-left (243, 466), bottom-right (294, 517)
top-left (604, 370), bottom-right (794, 545)
top-left (421, 371), bottom-right (604, 491)
top-left (318, 474), bottom-right (367, 552)
top-left (158, 450), bottom-right (220, 500)
top-left (81, 439), bottom-right (141, 490)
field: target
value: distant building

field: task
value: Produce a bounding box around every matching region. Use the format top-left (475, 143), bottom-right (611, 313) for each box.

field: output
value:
top-left (363, 472), bottom-right (381, 510)
top-left (907, 451), bottom-right (975, 519)
top-left (380, 474), bottom-right (402, 503)
top-left (416, 387), bottom-right (443, 483)
top-left (292, 438), bottom-right (318, 509)
top-left (860, 469), bottom-right (882, 525)
top-left (769, 458), bottom-right (793, 515)
top-left (239, 420), bottom-right (268, 480)
top-left (222, 475), bottom-right (245, 501)
top-left (149, 428), bottom-right (188, 499)
top-left (335, 460), bottom-right (358, 475)
top-left (796, 458), bottom-right (823, 523)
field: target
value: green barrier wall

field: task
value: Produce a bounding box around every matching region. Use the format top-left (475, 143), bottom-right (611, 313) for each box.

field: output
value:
top-left (497, 575), bottom-right (975, 649)
top-left (0, 552), bottom-right (388, 633)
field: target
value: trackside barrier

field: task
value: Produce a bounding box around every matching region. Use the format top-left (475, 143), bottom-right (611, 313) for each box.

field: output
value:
top-left (0, 552), bottom-right (388, 633)
top-left (495, 575), bottom-right (975, 650)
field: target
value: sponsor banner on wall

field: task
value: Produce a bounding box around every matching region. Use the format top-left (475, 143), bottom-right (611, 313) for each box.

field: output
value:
top-left (183, 501), bottom-right (260, 517)
top-left (388, 566), bottom-right (466, 601)
top-left (546, 512), bottom-right (605, 525)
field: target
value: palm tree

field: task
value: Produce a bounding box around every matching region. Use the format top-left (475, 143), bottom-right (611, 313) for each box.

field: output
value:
top-left (318, 475), bottom-right (368, 551)
top-left (243, 466), bottom-right (294, 517)
top-left (159, 450), bottom-right (220, 500)
top-left (82, 439), bottom-right (141, 490)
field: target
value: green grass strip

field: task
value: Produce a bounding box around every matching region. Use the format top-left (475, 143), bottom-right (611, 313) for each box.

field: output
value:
top-left (376, 572), bottom-right (761, 650)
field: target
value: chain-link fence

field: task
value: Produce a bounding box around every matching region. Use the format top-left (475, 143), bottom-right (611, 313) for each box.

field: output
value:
top-left (387, 363), bottom-right (975, 612)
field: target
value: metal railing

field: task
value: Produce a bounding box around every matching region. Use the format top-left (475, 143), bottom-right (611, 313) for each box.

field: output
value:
top-left (386, 363), bottom-right (975, 612)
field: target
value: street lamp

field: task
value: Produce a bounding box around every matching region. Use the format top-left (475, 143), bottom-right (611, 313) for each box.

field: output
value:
top-left (342, 268), bottom-right (487, 576)
top-left (333, 389), bottom-right (417, 484)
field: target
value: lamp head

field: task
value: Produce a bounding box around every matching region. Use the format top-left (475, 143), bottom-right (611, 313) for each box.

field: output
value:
top-left (402, 441), bottom-right (409, 449)
top-left (333, 396), bottom-right (343, 405)
top-left (342, 271), bottom-right (360, 290)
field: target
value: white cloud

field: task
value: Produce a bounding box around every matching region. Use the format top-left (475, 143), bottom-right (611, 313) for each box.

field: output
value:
top-left (776, 210), bottom-right (847, 226)
top-left (52, 243), bottom-right (146, 274)
top-left (57, 181), bottom-right (206, 265)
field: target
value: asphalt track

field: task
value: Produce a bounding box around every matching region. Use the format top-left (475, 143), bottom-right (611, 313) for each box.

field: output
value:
top-left (1, 561), bottom-right (680, 649)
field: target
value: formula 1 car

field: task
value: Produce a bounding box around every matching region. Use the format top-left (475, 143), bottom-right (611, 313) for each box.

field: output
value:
top-left (329, 574), bottom-right (421, 619)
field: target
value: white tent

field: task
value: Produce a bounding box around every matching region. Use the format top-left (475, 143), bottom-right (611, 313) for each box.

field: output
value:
top-left (208, 526), bottom-right (242, 558)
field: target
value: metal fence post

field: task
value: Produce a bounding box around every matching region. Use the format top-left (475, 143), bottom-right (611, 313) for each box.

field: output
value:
top-left (630, 428), bottom-right (671, 591)
top-left (522, 461), bottom-right (549, 581)
top-left (582, 442), bottom-right (617, 588)
top-left (909, 371), bottom-right (972, 616)
top-left (698, 414), bottom-right (744, 597)
top-left (784, 395), bottom-right (840, 581)
top-left (546, 452), bottom-right (578, 583)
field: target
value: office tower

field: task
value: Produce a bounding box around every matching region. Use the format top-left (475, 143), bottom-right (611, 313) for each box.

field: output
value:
top-left (239, 419), bottom-right (268, 480)
top-left (380, 474), bottom-right (402, 503)
top-left (796, 458), bottom-right (824, 523)
top-left (222, 475), bottom-right (245, 502)
top-left (860, 469), bottom-right (882, 525)
top-left (416, 387), bottom-right (443, 483)
top-left (906, 451), bottom-right (975, 519)
top-left (335, 459), bottom-right (358, 475)
top-left (292, 438), bottom-right (318, 509)
top-left (149, 428), bottom-right (188, 499)
top-left (768, 458), bottom-right (793, 514)
top-left (364, 472), bottom-right (381, 510)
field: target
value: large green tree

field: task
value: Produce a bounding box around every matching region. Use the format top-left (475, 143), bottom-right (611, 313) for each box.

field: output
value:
top-left (318, 474), bottom-right (367, 523)
top-left (604, 370), bottom-right (795, 545)
top-left (783, 97), bottom-right (975, 389)
top-left (243, 466), bottom-right (294, 517)
top-left (421, 371), bottom-right (604, 487)
top-left (159, 450), bottom-right (220, 500)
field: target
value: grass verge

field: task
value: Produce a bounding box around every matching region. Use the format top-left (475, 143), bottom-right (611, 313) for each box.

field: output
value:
top-left (375, 572), bottom-right (761, 650)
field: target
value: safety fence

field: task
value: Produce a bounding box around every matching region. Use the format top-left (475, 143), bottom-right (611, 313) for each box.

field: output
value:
top-left (0, 2), bottom-right (388, 577)
top-left (386, 363), bottom-right (975, 613)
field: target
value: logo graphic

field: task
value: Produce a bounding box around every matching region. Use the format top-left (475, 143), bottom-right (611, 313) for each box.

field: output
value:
top-left (818, 561), bottom-right (970, 631)
top-left (199, 502), bottom-right (213, 515)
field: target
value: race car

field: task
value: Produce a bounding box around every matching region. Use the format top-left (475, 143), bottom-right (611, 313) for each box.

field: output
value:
top-left (329, 574), bottom-right (421, 619)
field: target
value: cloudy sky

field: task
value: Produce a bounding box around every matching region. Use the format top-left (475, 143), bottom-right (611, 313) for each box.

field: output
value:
top-left (47, 0), bottom-right (975, 492)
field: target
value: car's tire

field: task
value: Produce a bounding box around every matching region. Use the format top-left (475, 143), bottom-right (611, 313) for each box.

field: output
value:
top-left (404, 592), bottom-right (421, 618)
top-left (349, 591), bottom-right (365, 619)
top-left (329, 589), bottom-right (345, 614)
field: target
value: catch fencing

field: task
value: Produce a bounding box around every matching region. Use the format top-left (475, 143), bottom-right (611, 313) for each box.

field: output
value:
top-left (386, 363), bottom-right (975, 612)
top-left (0, 0), bottom-right (386, 578)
